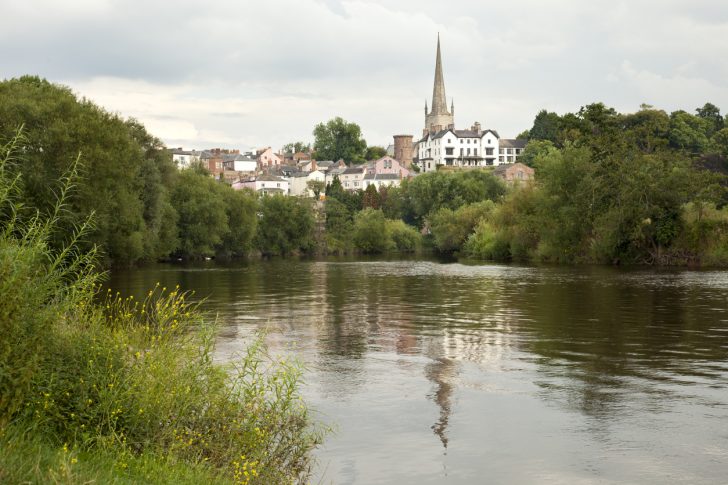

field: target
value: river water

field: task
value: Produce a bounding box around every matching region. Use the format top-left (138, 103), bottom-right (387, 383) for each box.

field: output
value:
top-left (109, 258), bottom-right (728, 484)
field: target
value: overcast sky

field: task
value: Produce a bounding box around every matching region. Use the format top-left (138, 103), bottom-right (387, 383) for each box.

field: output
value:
top-left (3, 0), bottom-right (728, 152)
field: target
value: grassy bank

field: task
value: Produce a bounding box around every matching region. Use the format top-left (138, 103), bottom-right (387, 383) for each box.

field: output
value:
top-left (0, 134), bottom-right (325, 483)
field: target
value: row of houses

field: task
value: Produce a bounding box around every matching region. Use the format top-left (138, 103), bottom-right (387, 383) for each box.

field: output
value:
top-left (230, 155), bottom-right (412, 197)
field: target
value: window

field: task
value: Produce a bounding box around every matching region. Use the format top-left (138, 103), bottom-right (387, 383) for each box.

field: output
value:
top-left (277, 183), bottom-right (280, 187)
top-left (448, 139), bottom-right (451, 144)
top-left (460, 148), bottom-right (464, 156)
top-left (445, 147), bottom-right (454, 155)
top-left (487, 139), bottom-right (491, 144)
top-left (467, 148), bottom-right (471, 155)
top-left (474, 148), bottom-right (478, 156)
top-left (460, 139), bottom-right (463, 144)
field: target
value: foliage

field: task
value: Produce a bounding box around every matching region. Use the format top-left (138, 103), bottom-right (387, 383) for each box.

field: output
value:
top-left (219, 188), bottom-right (258, 257)
top-left (312, 117), bottom-right (367, 164)
top-left (365, 146), bottom-right (387, 160)
top-left (324, 198), bottom-right (353, 254)
top-left (306, 179), bottom-right (325, 199)
top-left (0, 76), bottom-right (178, 266)
top-left (171, 170), bottom-right (229, 258)
top-left (0, 135), bottom-right (326, 484)
top-left (256, 195), bottom-right (314, 255)
top-left (428, 201), bottom-right (496, 253)
top-left (282, 141), bottom-right (311, 154)
top-left (402, 170), bottom-right (506, 225)
top-left (362, 184), bottom-right (381, 209)
top-left (386, 219), bottom-right (421, 252)
top-left (352, 208), bottom-right (392, 253)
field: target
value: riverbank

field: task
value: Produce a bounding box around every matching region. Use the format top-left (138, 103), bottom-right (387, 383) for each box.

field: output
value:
top-left (0, 145), bottom-right (325, 484)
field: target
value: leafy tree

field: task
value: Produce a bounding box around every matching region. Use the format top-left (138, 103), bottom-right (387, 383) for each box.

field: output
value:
top-left (218, 187), bottom-right (258, 257)
top-left (282, 141), bottom-right (311, 154)
top-left (365, 146), bottom-right (387, 160)
top-left (669, 111), bottom-right (711, 153)
top-left (711, 128), bottom-right (728, 157)
top-left (529, 110), bottom-right (561, 144)
top-left (404, 170), bottom-right (505, 225)
top-left (306, 179), bottom-right (325, 198)
top-left (362, 184), bottom-right (380, 209)
top-left (313, 117), bottom-right (367, 164)
top-left (428, 201), bottom-right (496, 253)
top-left (352, 209), bottom-right (392, 253)
top-left (256, 195), bottom-right (314, 255)
top-left (324, 198), bottom-right (353, 253)
top-left (621, 107), bottom-right (670, 153)
top-left (696, 102), bottom-right (724, 136)
top-left (0, 76), bottom-right (177, 265)
top-left (519, 140), bottom-right (557, 167)
top-left (171, 170), bottom-right (229, 258)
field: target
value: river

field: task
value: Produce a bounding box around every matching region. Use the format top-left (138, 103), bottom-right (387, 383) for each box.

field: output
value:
top-left (109, 257), bottom-right (728, 484)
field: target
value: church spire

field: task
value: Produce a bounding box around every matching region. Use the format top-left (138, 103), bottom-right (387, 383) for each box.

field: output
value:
top-left (431, 33), bottom-right (449, 115)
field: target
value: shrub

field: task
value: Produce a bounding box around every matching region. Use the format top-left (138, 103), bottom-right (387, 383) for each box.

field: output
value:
top-left (386, 219), bottom-right (421, 252)
top-left (0, 131), bottom-right (326, 484)
top-left (352, 208), bottom-right (392, 253)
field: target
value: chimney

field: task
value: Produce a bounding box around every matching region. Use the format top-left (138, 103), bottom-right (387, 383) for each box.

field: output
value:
top-left (473, 121), bottom-right (481, 134)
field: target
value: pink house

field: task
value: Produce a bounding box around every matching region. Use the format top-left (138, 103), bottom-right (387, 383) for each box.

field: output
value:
top-left (367, 156), bottom-right (411, 178)
top-left (256, 147), bottom-right (282, 171)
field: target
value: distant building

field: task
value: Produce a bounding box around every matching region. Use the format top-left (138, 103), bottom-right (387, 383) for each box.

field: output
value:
top-left (413, 35), bottom-right (524, 173)
top-left (171, 148), bottom-right (206, 169)
top-left (493, 162), bottom-right (534, 183)
top-left (257, 147), bottom-right (282, 171)
top-left (233, 174), bottom-right (289, 195)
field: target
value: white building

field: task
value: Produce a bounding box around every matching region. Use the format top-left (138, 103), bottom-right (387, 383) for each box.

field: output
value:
top-left (222, 153), bottom-right (257, 173)
top-left (287, 170), bottom-right (326, 197)
top-left (232, 174), bottom-right (289, 195)
top-left (171, 148), bottom-right (206, 169)
top-left (414, 36), bottom-right (525, 173)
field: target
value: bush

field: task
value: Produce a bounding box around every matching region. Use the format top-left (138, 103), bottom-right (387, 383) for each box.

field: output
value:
top-left (386, 219), bottom-right (421, 252)
top-left (352, 208), bottom-right (392, 253)
top-left (0, 132), bottom-right (326, 484)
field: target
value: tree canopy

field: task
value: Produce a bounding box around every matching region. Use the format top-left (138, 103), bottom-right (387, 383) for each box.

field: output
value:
top-left (313, 117), bottom-right (367, 164)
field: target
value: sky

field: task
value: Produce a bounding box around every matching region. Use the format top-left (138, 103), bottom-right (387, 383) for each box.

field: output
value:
top-left (2, 0), bottom-right (728, 152)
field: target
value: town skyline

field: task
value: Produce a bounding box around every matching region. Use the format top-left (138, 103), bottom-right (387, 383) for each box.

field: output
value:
top-left (3, 0), bottom-right (727, 151)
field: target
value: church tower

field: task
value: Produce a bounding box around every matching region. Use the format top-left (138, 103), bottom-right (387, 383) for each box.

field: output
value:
top-left (424, 34), bottom-right (454, 135)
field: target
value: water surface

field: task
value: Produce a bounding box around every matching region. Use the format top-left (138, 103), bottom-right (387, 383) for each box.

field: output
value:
top-left (109, 259), bottom-right (728, 484)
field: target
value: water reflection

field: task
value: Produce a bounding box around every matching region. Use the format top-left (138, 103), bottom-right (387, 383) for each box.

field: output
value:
top-left (108, 260), bottom-right (728, 484)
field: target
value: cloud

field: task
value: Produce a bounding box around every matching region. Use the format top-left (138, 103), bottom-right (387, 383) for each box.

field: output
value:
top-left (3, 0), bottom-right (728, 150)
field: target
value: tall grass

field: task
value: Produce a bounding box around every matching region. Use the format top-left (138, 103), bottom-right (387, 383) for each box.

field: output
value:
top-left (0, 131), bottom-right (325, 484)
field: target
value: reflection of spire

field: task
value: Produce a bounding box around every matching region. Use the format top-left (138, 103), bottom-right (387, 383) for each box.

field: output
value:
top-left (425, 357), bottom-right (459, 449)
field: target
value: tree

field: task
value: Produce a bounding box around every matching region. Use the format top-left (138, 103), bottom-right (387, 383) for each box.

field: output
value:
top-left (313, 117), bottom-right (367, 164)
top-left (256, 195), bottom-right (314, 255)
top-left (529, 110), bottom-right (561, 144)
top-left (696, 102), bottom-right (724, 136)
top-left (218, 187), bottom-right (258, 257)
top-left (669, 111), bottom-right (711, 153)
top-left (306, 179), bottom-right (325, 199)
top-left (0, 76), bottom-right (177, 265)
top-left (171, 170), bottom-right (229, 258)
top-left (365, 145), bottom-right (387, 160)
top-left (362, 184), bottom-right (380, 209)
top-left (282, 141), bottom-right (311, 154)
top-left (352, 209), bottom-right (392, 253)
top-left (519, 140), bottom-right (557, 167)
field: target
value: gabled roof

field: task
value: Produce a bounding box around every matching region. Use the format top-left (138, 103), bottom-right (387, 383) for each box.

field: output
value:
top-left (431, 129), bottom-right (455, 140)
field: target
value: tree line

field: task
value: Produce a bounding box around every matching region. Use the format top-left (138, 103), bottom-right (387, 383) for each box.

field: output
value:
top-left (3, 76), bottom-right (727, 266)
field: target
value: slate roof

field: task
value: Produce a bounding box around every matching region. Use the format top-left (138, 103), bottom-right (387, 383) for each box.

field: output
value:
top-left (256, 174), bottom-right (286, 182)
top-left (364, 173), bottom-right (401, 181)
top-left (343, 167), bottom-right (364, 175)
top-left (499, 139), bottom-right (527, 149)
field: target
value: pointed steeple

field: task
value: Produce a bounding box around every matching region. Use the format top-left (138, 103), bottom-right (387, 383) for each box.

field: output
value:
top-left (431, 33), bottom-right (448, 115)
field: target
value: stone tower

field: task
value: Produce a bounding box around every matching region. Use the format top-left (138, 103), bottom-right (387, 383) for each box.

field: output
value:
top-left (393, 134), bottom-right (414, 168)
top-left (424, 34), bottom-right (454, 135)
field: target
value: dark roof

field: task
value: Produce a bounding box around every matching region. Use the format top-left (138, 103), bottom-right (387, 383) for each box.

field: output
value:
top-left (257, 174), bottom-right (286, 182)
top-left (316, 160), bottom-right (334, 167)
top-left (431, 129), bottom-right (454, 140)
top-left (499, 138), bottom-right (527, 149)
top-left (343, 167), bottom-right (364, 175)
